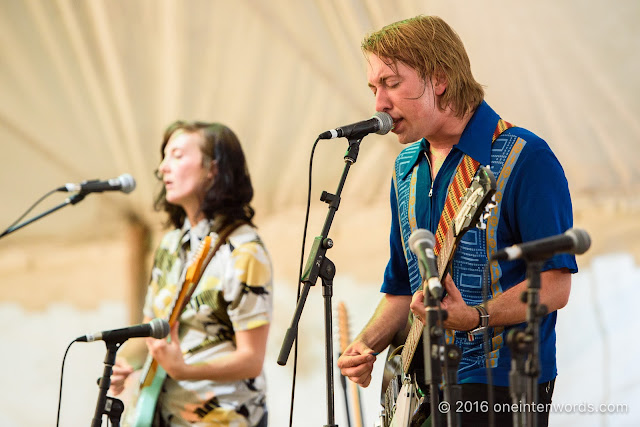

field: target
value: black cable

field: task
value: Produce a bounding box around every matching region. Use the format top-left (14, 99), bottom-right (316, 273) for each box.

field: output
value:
top-left (56, 338), bottom-right (80, 427)
top-left (0, 188), bottom-right (58, 237)
top-left (481, 262), bottom-right (495, 427)
top-left (287, 137), bottom-right (321, 427)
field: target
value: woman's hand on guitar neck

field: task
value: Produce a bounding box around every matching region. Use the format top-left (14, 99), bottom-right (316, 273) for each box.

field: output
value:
top-left (337, 341), bottom-right (378, 388)
top-left (146, 322), bottom-right (187, 379)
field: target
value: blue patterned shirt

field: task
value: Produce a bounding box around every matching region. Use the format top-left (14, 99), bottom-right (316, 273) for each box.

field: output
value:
top-left (382, 101), bottom-right (578, 386)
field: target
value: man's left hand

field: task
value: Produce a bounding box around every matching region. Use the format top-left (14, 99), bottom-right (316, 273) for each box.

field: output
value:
top-left (440, 274), bottom-right (478, 330)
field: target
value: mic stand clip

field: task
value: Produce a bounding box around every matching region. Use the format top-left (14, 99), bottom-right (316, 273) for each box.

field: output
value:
top-left (91, 341), bottom-right (124, 427)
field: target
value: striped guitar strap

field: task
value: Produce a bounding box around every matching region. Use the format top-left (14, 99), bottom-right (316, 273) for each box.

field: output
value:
top-left (434, 119), bottom-right (513, 346)
top-left (434, 119), bottom-right (513, 255)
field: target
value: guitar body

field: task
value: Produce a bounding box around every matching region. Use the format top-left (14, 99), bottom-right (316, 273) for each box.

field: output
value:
top-left (127, 364), bottom-right (167, 427)
top-left (381, 339), bottom-right (428, 427)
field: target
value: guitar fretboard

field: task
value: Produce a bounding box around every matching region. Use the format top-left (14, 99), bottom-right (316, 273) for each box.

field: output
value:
top-left (400, 226), bottom-right (455, 374)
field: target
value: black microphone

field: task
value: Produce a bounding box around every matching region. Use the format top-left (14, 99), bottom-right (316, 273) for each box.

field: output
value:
top-left (77, 318), bottom-right (170, 343)
top-left (409, 228), bottom-right (443, 299)
top-left (318, 111), bottom-right (394, 140)
top-left (491, 228), bottom-right (591, 261)
top-left (57, 173), bottom-right (136, 194)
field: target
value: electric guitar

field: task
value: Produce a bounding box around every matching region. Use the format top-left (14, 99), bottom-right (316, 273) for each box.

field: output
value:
top-left (337, 301), bottom-right (364, 427)
top-left (126, 235), bottom-right (214, 427)
top-left (379, 165), bottom-right (497, 427)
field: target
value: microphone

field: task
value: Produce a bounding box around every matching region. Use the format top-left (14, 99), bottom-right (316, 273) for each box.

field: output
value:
top-left (409, 228), bottom-right (443, 299)
top-left (318, 111), bottom-right (394, 140)
top-left (77, 318), bottom-right (170, 343)
top-left (491, 228), bottom-right (591, 261)
top-left (58, 173), bottom-right (136, 194)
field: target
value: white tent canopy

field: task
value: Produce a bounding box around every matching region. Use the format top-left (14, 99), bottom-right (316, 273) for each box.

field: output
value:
top-left (1, 0), bottom-right (639, 241)
top-left (1, 1), bottom-right (639, 426)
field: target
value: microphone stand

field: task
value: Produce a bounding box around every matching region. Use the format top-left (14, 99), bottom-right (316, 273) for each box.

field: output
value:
top-left (278, 137), bottom-right (363, 427)
top-left (507, 258), bottom-right (547, 427)
top-left (422, 290), bottom-right (444, 427)
top-left (91, 341), bottom-right (124, 427)
top-left (0, 192), bottom-right (87, 239)
top-left (422, 290), bottom-right (461, 427)
top-left (442, 343), bottom-right (462, 427)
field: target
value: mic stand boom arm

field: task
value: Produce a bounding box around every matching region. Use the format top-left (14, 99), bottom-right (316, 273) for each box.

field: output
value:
top-left (0, 192), bottom-right (86, 239)
top-left (277, 138), bottom-right (362, 427)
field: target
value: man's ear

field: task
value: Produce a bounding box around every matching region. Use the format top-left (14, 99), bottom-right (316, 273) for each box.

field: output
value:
top-left (433, 71), bottom-right (448, 96)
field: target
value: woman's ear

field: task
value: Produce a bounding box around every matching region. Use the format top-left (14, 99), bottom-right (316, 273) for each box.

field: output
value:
top-left (207, 159), bottom-right (218, 180)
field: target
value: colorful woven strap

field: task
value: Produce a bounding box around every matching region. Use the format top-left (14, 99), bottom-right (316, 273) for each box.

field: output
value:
top-left (433, 119), bottom-right (512, 256)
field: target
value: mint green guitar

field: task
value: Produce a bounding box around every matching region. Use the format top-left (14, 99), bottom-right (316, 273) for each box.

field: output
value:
top-left (127, 235), bottom-right (213, 426)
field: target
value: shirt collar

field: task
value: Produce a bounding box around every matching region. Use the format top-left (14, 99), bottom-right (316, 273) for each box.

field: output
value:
top-left (180, 217), bottom-right (211, 242)
top-left (398, 100), bottom-right (500, 179)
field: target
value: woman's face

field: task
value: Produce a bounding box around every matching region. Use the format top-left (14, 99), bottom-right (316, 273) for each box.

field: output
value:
top-left (157, 130), bottom-right (215, 221)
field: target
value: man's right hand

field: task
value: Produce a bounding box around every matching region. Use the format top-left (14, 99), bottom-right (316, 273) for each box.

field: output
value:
top-left (337, 341), bottom-right (378, 387)
top-left (109, 357), bottom-right (134, 395)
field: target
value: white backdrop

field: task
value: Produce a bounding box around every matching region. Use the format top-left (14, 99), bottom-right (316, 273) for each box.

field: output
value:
top-left (1, 254), bottom-right (638, 426)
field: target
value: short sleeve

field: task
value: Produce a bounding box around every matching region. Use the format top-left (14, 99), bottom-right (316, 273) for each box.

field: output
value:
top-left (223, 240), bottom-right (273, 331)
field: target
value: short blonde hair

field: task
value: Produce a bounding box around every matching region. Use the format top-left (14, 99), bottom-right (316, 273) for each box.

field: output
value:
top-left (362, 15), bottom-right (484, 118)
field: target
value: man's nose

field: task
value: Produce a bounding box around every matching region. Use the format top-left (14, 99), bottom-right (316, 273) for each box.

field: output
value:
top-left (375, 90), bottom-right (392, 112)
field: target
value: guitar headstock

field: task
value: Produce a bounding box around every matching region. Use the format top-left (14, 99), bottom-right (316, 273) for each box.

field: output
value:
top-left (453, 166), bottom-right (497, 236)
top-left (185, 235), bottom-right (213, 284)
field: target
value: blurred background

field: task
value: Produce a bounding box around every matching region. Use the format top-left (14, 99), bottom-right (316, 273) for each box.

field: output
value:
top-left (1, 0), bottom-right (638, 426)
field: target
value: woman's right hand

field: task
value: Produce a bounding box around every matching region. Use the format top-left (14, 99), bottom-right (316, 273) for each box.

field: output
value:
top-left (109, 357), bottom-right (134, 395)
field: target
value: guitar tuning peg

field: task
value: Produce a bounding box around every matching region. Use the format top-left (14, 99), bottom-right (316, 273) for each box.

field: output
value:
top-left (477, 220), bottom-right (487, 230)
top-left (491, 194), bottom-right (497, 202)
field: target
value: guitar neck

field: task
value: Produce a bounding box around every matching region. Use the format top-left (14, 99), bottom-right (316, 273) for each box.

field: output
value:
top-left (350, 382), bottom-right (364, 427)
top-left (139, 236), bottom-right (216, 388)
top-left (400, 227), bottom-right (455, 373)
top-left (337, 302), bottom-right (364, 427)
top-left (436, 228), bottom-right (456, 281)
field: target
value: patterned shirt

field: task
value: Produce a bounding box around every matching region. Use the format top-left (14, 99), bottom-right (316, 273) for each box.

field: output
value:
top-left (382, 101), bottom-right (578, 386)
top-left (143, 218), bottom-right (272, 426)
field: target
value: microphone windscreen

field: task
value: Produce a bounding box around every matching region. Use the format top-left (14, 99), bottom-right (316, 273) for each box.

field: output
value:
top-left (409, 228), bottom-right (435, 253)
top-left (567, 228), bottom-right (591, 255)
top-left (149, 318), bottom-right (170, 339)
top-left (374, 111), bottom-right (394, 135)
top-left (118, 173), bottom-right (136, 193)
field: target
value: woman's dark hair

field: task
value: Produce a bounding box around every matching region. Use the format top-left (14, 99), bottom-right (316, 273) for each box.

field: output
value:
top-left (154, 120), bottom-right (255, 230)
